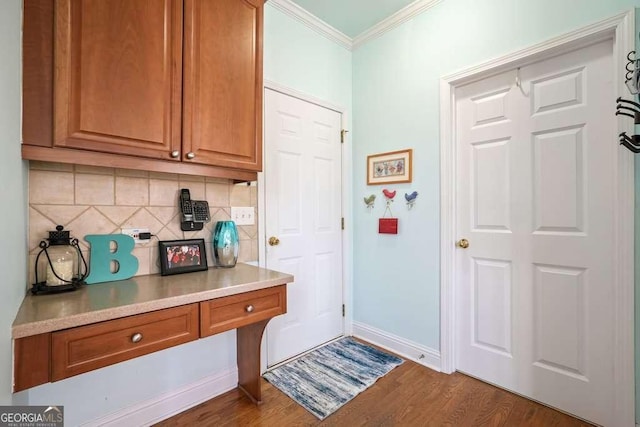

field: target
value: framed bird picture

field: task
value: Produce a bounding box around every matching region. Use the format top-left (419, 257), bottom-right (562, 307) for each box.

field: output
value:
top-left (367, 149), bottom-right (413, 185)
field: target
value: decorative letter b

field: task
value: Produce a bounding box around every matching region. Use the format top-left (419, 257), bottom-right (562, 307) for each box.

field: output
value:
top-left (84, 234), bottom-right (139, 284)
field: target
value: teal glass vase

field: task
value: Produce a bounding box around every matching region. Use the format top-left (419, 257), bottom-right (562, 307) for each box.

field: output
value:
top-left (213, 221), bottom-right (239, 268)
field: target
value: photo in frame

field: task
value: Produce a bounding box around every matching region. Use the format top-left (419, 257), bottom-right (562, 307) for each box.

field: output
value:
top-left (159, 239), bottom-right (208, 276)
top-left (367, 149), bottom-right (413, 185)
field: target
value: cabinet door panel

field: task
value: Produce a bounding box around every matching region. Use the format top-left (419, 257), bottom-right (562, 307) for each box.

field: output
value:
top-left (54, 0), bottom-right (182, 160)
top-left (23, 0), bottom-right (54, 147)
top-left (183, 0), bottom-right (263, 171)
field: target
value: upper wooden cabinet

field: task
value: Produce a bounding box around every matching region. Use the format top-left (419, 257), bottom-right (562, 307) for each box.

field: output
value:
top-left (54, 0), bottom-right (183, 160)
top-left (22, 0), bottom-right (264, 178)
top-left (183, 0), bottom-right (263, 170)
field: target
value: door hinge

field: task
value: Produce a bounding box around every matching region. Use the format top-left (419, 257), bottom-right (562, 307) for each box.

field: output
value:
top-left (342, 304), bottom-right (345, 317)
top-left (340, 129), bottom-right (349, 143)
top-left (341, 217), bottom-right (344, 230)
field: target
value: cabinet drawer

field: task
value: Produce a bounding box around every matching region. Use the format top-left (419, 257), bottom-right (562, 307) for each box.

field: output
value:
top-left (52, 304), bottom-right (199, 381)
top-left (200, 285), bottom-right (286, 337)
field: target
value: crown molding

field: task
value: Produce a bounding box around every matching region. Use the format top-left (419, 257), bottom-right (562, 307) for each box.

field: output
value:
top-left (267, 0), bottom-right (444, 51)
top-left (352, 0), bottom-right (444, 48)
top-left (267, 0), bottom-right (353, 50)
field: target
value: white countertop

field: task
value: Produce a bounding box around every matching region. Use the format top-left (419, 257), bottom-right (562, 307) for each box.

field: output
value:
top-left (12, 263), bottom-right (294, 339)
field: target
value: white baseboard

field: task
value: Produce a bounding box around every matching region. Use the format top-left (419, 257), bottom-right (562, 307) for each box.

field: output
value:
top-left (352, 321), bottom-right (441, 372)
top-left (84, 367), bottom-right (238, 427)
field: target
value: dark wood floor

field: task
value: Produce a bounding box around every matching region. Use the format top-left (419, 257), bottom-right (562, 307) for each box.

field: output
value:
top-left (155, 359), bottom-right (590, 426)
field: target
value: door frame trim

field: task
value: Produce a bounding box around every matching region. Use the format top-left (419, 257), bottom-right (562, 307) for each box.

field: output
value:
top-left (439, 10), bottom-right (635, 426)
top-left (259, 81), bottom-right (352, 367)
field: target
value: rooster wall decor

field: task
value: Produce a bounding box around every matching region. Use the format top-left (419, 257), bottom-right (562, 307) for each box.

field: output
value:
top-left (364, 194), bottom-right (376, 211)
top-left (405, 191), bottom-right (418, 209)
top-left (379, 189), bottom-right (398, 234)
top-left (382, 189), bottom-right (396, 200)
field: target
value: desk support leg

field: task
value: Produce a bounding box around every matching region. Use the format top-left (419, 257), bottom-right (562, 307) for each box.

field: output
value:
top-left (237, 318), bottom-right (270, 404)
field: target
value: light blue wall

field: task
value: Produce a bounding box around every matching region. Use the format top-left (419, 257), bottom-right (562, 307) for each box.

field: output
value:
top-left (23, 333), bottom-right (237, 425)
top-left (0, 0), bottom-right (28, 407)
top-left (352, 0), bottom-right (640, 352)
top-left (0, 2), bottom-right (352, 425)
top-left (264, 4), bottom-right (352, 113)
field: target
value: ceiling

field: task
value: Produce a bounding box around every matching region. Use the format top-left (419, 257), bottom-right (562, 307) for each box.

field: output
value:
top-left (288, 0), bottom-right (417, 38)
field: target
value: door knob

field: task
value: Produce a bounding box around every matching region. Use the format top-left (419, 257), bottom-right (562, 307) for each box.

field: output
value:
top-left (457, 238), bottom-right (469, 249)
top-left (268, 236), bottom-right (280, 246)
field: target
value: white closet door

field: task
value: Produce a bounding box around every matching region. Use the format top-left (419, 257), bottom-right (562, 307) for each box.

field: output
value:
top-left (264, 89), bottom-right (344, 366)
top-left (455, 39), bottom-right (615, 426)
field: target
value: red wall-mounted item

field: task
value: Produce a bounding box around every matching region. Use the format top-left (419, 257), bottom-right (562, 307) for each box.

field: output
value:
top-left (379, 218), bottom-right (398, 234)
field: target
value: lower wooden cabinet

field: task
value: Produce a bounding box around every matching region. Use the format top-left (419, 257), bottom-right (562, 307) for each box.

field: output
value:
top-left (13, 285), bottom-right (287, 394)
top-left (51, 304), bottom-right (199, 381)
top-left (13, 333), bottom-right (51, 392)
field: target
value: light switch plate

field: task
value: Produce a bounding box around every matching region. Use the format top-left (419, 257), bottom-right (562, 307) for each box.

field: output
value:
top-left (231, 207), bottom-right (255, 225)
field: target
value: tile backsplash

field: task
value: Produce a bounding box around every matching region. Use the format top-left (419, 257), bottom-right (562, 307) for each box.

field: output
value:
top-left (27, 162), bottom-right (258, 288)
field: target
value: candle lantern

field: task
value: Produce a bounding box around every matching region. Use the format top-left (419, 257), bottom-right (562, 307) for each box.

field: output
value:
top-left (32, 225), bottom-right (88, 295)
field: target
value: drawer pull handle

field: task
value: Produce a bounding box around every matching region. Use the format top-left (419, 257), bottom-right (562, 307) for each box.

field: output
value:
top-left (131, 333), bottom-right (143, 343)
top-left (245, 305), bottom-right (254, 313)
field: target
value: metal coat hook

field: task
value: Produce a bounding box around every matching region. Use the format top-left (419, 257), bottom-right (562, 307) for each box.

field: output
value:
top-left (625, 50), bottom-right (640, 95)
top-left (615, 96), bottom-right (640, 153)
top-left (382, 189), bottom-right (396, 216)
top-left (615, 97), bottom-right (640, 121)
top-left (619, 133), bottom-right (640, 153)
top-left (615, 43), bottom-right (640, 153)
top-left (515, 68), bottom-right (528, 96)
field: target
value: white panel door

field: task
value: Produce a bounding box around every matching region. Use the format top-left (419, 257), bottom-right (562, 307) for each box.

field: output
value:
top-left (264, 88), bottom-right (343, 366)
top-left (455, 40), bottom-right (615, 425)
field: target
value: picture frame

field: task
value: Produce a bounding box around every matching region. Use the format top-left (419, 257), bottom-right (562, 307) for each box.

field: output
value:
top-left (367, 149), bottom-right (413, 185)
top-left (158, 239), bottom-right (208, 276)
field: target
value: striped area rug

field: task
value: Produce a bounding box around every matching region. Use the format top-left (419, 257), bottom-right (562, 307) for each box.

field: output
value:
top-left (263, 337), bottom-right (404, 420)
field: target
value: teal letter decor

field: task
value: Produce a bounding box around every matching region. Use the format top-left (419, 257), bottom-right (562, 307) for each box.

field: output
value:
top-left (84, 234), bottom-right (139, 284)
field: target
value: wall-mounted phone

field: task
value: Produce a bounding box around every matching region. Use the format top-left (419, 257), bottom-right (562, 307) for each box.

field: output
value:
top-left (180, 189), bottom-right (211, 231)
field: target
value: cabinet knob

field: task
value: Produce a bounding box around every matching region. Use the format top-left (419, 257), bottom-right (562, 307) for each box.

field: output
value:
top-left (186, 152), bottom-right (196, 160)
top-left (245, 304), bottom-right (254, 313)
top-left (170, 150), bottom-right (180, 158)
top-left (131, 333), bottom-right (143, 343)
